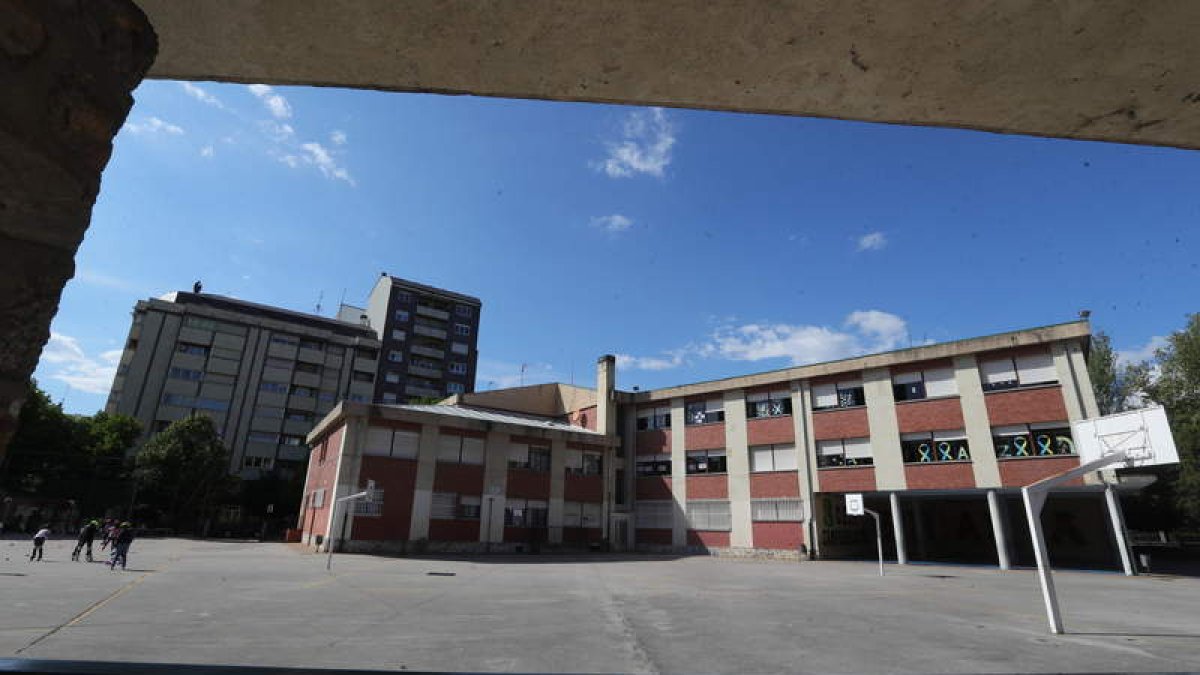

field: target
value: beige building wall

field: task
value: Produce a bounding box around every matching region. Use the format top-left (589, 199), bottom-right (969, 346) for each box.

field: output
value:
top-left (723, 389), bottom-right (752, 549)
top-left (547, 436), bottom-right (567, 544)
top-left (481, 429), bottom-right (510, 543)
top-left (792, 380), bottom-right (818, 553)
top-left (406, 423), bottom-right (440, 540)
top-left (955, 354), bottom-right (1001, 488)
top-left (669, 397), bottom-right (688, 547)
top-left (863, 367), bottom-right (905, 490)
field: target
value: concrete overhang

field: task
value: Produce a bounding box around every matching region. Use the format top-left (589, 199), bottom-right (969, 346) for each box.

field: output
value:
top-left (138, 1), bottom-right (1200, 150)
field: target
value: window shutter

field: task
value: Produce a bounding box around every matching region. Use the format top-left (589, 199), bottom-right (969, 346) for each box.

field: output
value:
top-left (843, 437), bottom-right (873, 459)
top-left (707, 398), bottom-right (723, 413)
top-left (1029, 421), bottom-right (1069, 430)
top-left (364, 428), bottom-right (392, 456)
top-left (932, 429), bottom-right (967, 441)
top-left (562, 501), bottom-right (582, 527)
top-left (923, 367), bottom-right (958, 397)
top-left (1015, 353), bottom-right (1057, 385)
top-left (750, 446), bottom-right (775, 472)
top-left (508, 443), bottom-right (529, 463)
top-left (813, 383), bottom-right (838, 408)
top-left (564, 449), bottom-right (583, 470)
top-left (582, 502), bottom-right (602, 527)
top-left (993, 424), bottom-right (1029, 436)
top-left (392, 430), bottom-right (420, 459)
top-left (773, 444), bottom-right (798, 471)
top-left (980, 358), bottom-right (1017, 385)
top-left (746, 392), bottom-right (768, 403)
top-left (776, 499), bottom-right (803, 521)
top-left (837, 378), bottom-right (862, 390)
top-left (431, 492), bottom-right (457, 519)
top-left (751, 500), bottom-right (776, 521)
top-left (892, 371), bottom-right (922, 385)
top-left (460, 437), bottom-right (485, 465)
top-left (817, 439), bottom-right (842, 456)
top-left (436, 435), bottom-right (461, 462)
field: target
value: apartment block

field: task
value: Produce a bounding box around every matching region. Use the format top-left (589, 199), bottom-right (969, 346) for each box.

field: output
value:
top-left (300, 320), bottom-right (1135, 570)
top-left (106, 292), bottom-right (381, 479)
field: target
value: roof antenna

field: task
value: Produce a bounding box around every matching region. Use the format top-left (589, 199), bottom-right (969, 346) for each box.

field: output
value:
top-left (338, 288), bottom-right (347, 307)
top-left (314, 290), bottom-right (324, 315)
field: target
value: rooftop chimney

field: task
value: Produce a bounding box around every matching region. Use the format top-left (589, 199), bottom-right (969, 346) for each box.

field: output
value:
top-left (596, 354), bottom-right (616, 435)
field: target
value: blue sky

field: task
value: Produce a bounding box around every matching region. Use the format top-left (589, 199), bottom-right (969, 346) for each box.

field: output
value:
top-left (36, 80), bottom-right (1199, 413)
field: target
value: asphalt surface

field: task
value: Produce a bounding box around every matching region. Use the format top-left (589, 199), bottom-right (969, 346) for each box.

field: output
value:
top-left (1, 536), bottom-right (1198, 673)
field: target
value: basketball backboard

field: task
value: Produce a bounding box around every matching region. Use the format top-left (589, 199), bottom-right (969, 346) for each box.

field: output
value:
top-left (845, 493), bottom-right (864, 516)
top-left (1072, 405), bottom-right (1178, 468)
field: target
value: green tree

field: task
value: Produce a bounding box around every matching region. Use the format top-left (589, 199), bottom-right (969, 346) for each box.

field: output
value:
top-left (1089, 332), bottom-right (1152, 416)
top-left (135, 416), bottom-right (237, 530)
top-left (83, 412), bottom-right (143, 461)
top-left (1145, 315), bottom-right (1200, 526)
top-left (2, 381), bottom-right (87, 495)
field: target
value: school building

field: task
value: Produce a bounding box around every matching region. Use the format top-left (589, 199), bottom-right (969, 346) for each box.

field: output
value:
top-left (299, 319), bottom-right (1134, 569)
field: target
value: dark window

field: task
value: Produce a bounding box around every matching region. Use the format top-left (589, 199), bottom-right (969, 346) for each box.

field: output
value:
top-left (259, 381), bottom-right (289, 394)
top-left (394, 309), bottom-right (410, 322)
top-left (295, 362), bottom-right (321, 374)
top-left (270, 334), bottom-right (299, 347)
top-left (615, 469), bottom-right (627, 505)
top-left (352, 371), bottom-right (375, 383)
top-left (290, 385), bottom-right (314, 397)
top-left (893, 378), bottom-right (927, 402)
top-left (285, 410), bottom-right (313, 422)
top-left (298, 339), bottom-right (323, 351)
top-left (636, 457), bottom-right (671, 476)
top-left (685, 401), bottom-right (724, 425)
top-left (280, 435), bottom-right (305, 447)
top-left (993, 426), bottom-right (1075, 458)
top-left (582, 452), bottom-right (603, 476)
top-left (746, 392), bottom-right (792, 418)
top-left (177, 343), bottom-right (209, 356)
top-left (686, 449), bottom-right (727, 474)
top-left (901, 434), bottom-right (971, 463)
top-left (168, 367), bottom-right (203, 381)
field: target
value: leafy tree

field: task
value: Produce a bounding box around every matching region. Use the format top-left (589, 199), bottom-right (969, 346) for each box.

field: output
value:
top-left (135, 415), bottom-right (237, 530)
top-left (1089, 332), bottom-right (1152, 415)
top-left (1144, 315), bottom-right (1200, 526)
top-left (83, 412), bottom-right (143, 461)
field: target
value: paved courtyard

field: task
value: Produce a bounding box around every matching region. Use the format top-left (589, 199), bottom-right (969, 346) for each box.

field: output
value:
top-left (0, 537), bottom-right (1198, 673)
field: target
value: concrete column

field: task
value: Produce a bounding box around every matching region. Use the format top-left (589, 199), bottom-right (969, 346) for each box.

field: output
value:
top-left (723, 389), bottom-right (752, 549)
top-left (890, 492), bottom-right (907, 564)
top-left (1105, 485), bottom-right (1136, 576)
top-left (863, 368), bottom-right (905, 490)
top-left (669, 397), bottom-right (688, 548)
top-left (1068, 341), bottom-right (1100, 418)
top-left (481, 429), bottom-right (510, 543)
top-left (954, 355), bottom-right (1001, 488)
top-left (596, 355), bottom-right (617, 434)
top-left (1051, 343), bottom-right (1085, 423)
top-left (406, 423), bottom-right (440, 540)
top-left (987, 490), bottom-right (1012, 570)
top-left (621, 405), bottom-right (638, 550)
top-left (795, 381), bottom-right (820, 557)
top-left (0, 1), bottom-right (157, 464)
top-left (547, 436), bottom-right (567, 544)
top-left (326, 416), bottom-right (365, 551)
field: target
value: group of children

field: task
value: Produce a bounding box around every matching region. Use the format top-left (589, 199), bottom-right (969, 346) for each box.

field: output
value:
top-left (30, 518), bottom-right (136, 570)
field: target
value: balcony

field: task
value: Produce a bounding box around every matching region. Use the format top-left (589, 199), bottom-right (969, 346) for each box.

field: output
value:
top-left (413, 324), bottom-right (447, 340)
top-left (416, 304), bottom-right (450, 321)
top-left (409, 364), bottom-right (442, 379)
top-left (405, 384), bottom-right (443, 398)
top-left (410, 344), bottom-right (444, 360)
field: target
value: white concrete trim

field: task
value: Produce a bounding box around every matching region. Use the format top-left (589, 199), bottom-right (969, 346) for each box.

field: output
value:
top-left (406, 423), bottom-right (440, 540)
top-left (723, 389), bottom-right (752, 549)
top-left (669, 397), bottom-right (688, 547)
top-left (548, 437), bottom-right (567, 544)
top-left (864, 367), bottom-right (905, 490)
top-left (955, 354), bottom-right (1001, 488)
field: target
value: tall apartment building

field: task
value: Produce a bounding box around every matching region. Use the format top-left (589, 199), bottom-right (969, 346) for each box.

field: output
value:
top-left (356, 273), bottom-right (482, 404)
top-left (299, 320), bottom-right (1135, 571)
top-left (106, 292), bottom-right (381, 479)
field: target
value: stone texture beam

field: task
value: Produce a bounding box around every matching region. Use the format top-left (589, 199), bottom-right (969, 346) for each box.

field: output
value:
top-left (138, 0), bottom-right (1200, 149)
top-left (0, 0), bottom-right (157, 461)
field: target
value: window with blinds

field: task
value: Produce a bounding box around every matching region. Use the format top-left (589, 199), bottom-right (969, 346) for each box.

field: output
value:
top-left (686, 500), bottom-right (732, 531)
top-left (900, 430), bottom-right (971, 463)
top-left (636, 500), bottom-right (674, 529)
top-left (636, 406), bottom-right (672, 431)
top-left (636, 454), bottom-right (672, 476)
top-left (750, 443), bottom-right (798, 472)
top-left (437, 435), bottom-right (485, 464)
top-left (686, 448), bottom-right (726, 474)
top-left (980, 351), bottom-right (1057, 391)
top-left (746, 390), bottom-right (792, 418)
top-left (431, 492), bottom-right (458, 519)
top-left (685, 399), bottom-right (725, 425)
top-left (751, 499), bottom-right (804, 522)
top-left (508, 443), bottom-right (551, 471)
top-left (458, 495), bottom-right (481, 520)
top-left (504, 498), bottom-right (548, 527)
top-left (813, 380), bottom-right (866, 410)
top-left (816, 437), bottom-right (874, 467)
top-left (992, 423), bottom-right (1075, 458)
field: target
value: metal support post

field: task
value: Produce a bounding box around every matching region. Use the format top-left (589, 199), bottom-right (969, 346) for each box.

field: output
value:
top-left (987, 490), bottom-right (1011, 570)
top-left (1104, 484), bottom-right (1136, 576)
top-left (864, 508), bottom-right (884, 577)
top-left (326, 487), bottom-right (370, 572)
top-left (889, 493), bottom-right (907, 565)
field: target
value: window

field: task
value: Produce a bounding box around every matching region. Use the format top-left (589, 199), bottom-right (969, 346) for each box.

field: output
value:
top-left (260, 381), bottom-right (288, 394)
top-left (310, 488), bottom-right (326, 508)
top-left (636, 407), bottom-right (672, 431)
top-left (348, 394), bottom-right (368, 402)
top-left (459, 495), bottom-right (481, 520)
top-left (270, 334), bottom-right (299, 347)
top-left (265, 357), bottom-right (292, 370)
top-left (565, 449), bottom-right (604, 476)
top-left (285, 410), bottom-right (313, 422)
top-left (280, 435), bottom-right (305, 447)
top-left (901, 431), bottom-right (971, 463)
top-left (385, 371), bottom-right (400, 383)
top-left (290, 385), bottom-right (314, 397)
top-left (455, 305), bottom-right (473, 317)
top-left (295, 361), bottom-right (321, 374)
top-left (816, 437), bottom-right (874, 467)
top-left (508, 444), bottom-right (551, 471)
top-left (194, 397), bottom-right (229, 411)
top-left (993, 423), bottom-right (1075, 458)
top-left (752, 499), bottom-right (804, 522)
top-left (326, 345), bottom-right (345, 356)
top-left (636, 500), bottom-right (674, 529)
top-left (686, 501), bottom-right (732, 531)
top-left (318, 390), bottom-right (336, 401)
top-left (183, 316), bottom-right (217, 331)
top-left (177, 343), bottom-right (209, 356)
top-left (381, 393), bottom-right (398, 404)
top-left (212, 347), bottom-right (242, 360)
top-left (257, 406), bottom-right (284, 419)
top-left (248, 432), bottom-right (279, 444)
top-left (395, 291), bottom-right (412, 303)
top-left (364, 427), bottom-right (420, 458)
top-left (636, 454), bottom-right (672, 476)
top-left (298, 339), bottom-right (323, 351)
top-left (353, 487), bottom-right (384, 517)
top-left (451, 342), bottom-right (469, 355)
top-left (205, 372), bottom-right (236, 385)
top-left (686, 448), bottom-right (727, 474)
top-left (980, 352), bottom-right (1058, 392)
top-left (812, 379), bottom-right (866, 410)
top-left (410, 357), bottom-right (438, 369)
top-left (747, 390), bottom-right (792, 418)
top-left (582, 451), bottom-right (603, 476)
top-left (750, 443), bottom-right (798, 472)
top-left (505, 498), bottom-right (548, 528)
top-left (685, 399), bottom-right (724, 425)
top-left (437, 434), bottom-right (485, 464)
top-left (394, 310), bottom-right (410, 322)
top-left (352, 371), bottom-right (374, 383)
top-left (391, 329), bottom-right (406, 341)
top-left (431, 492), bottom-right (458, 519)
top-left (454, 323), bottom-right (471, 336)
top-left (448, 362), bottom-right (467, 375)
top-left (388, 350), bottom-right (404, 362)
top-left (892, 371), bottom-right (926, 401)
top-left (356, 347), bottom-right (378, 360)
top-left (243, 456), bottom-right (274, 469)
top-left (169, 367), bottom-right (203, 381)
top-left (446, 382), bottom-right (465, 394)
top-left (163, 393), bottom-right (192, 407)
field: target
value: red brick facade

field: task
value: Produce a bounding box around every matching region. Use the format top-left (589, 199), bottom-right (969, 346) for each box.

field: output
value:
top-left (428, 518), bottom-right (480, 542)
top-left (998, 456), bottom-right (1083, 487)
top-left (636, 528), bottom-right (672, 544)
top-left (746, 415), bottom-right (795, 445)
top-left (688, 530), bottom-right (731, 547)
top-left (563, 527), bottom-right (603, 544)
top-left (636, 476), bottom-right (673, 499)
top-left (565, 474), bottom-right (604, 502)
top-left (903, 462), bottom-right (976, 489)
top-left (685, 423), bottom-right (725, 450)
top-left (636, 429), bottom-right (670, 455)
top-left (895, 397), bottom-right (965, 433)
top-left (686, 474), bottom-right (729, 499)
top-left (812, 407), bottom-right (870, 440)
top-left (506, 469), bottom-right (551, 499)
top-left (432, 462), bottom-right (485, 494)
top-left (750, 472), bottom-right (801, 498)
top-left (984, 386), bottom-right (1069, 426)
top-left (752, 522), bottom-right (804, 550)
top-left (351, 456), bottom-right (417, 540)
top-left (817, 466), bottom-right (877, 492)
top-left (300, 427), bottom-right (342, 538)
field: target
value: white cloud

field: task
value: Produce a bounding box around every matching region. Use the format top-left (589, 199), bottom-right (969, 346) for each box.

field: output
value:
top-left (856, 231), bottom-right (887, 251)
top-left (844, 310), bottom-right (908, 351)
top-left (39, 333), bottom-right (121, 395)
top-left (1117, 335), bottom-right (1167, 366)
top-left (125, 116), bottom-right (184, 135)
top-left (179, 81), bottom-right (225, 109)
top-left (261, 120), bottom-right (295, 141)
top-left (248, 83), bottom-right (292, 119)
top-left (200, 145), bottom-right (215, 158)
top-left (476, 359), bottom-right (562, 390)
top-left (331, 129), bottom-right (347, 145)
top-left (591, 214), bottom-right (633, 233)
top-left (594, 107), bottom-right (676, 178)
top-left (615, 352), bottom-right (685, 371)
top-left (299, 142), bottom-right (355, 185)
